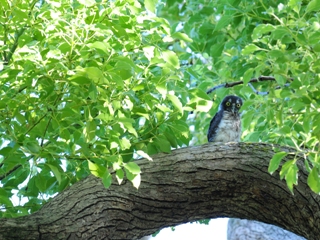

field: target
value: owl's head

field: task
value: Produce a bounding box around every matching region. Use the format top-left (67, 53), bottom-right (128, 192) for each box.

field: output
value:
top-left (219, 95), bottom-right (243, 114)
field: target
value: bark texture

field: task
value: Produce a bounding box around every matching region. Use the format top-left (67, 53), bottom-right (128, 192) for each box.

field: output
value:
top-left (0, 142), bottom-right (319, 240)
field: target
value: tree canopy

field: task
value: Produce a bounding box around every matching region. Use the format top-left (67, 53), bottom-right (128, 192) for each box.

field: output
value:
top-left (0, 0), bottom-right (320, 219)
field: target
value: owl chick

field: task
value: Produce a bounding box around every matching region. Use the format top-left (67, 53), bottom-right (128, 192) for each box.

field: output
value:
top-left (207, 95), bottom-right (243, 142)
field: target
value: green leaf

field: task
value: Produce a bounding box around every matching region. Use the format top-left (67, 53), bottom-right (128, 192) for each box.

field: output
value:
top-left (15, 112), bottom-right (25, 125)
top-left (0, 189), bottom-right (13, 207)
top-left (143, 46), bottom-right (155, 61)
top-left (272, 158), bottom-right (298, 194)
top-left (306, 0), bottom-right (320, 13)
top-left (308, 167), bottom-right (320, 193)
top-left (131, 173), bottom-right (141, 189)
top-left (119, 138), bottom-right (131, 150)
top-left (25, 141), bottom-right (40, 154)
top-left (35, 174), bottom-right (47, 193)
top-left (268, 152), bottom-right (287, 174)
top-left (124, 162), bottom-right (141, 175)
top-left (116, 169), bottom-right (124, 185)
top-left (188, 88), bottom-right (213, 112)
top-left (252, 24), bottom-right (275, 40)
top-left (47, 164), bottom-right (62, 184)
top-left (70, 67), bottom-right (106, 85)
top-left (242, 44), bottom-right (261, 55)
top-left (274, 74), bottom-right (287, 85)
top-left (210, 43), bottom-right (224, 57)
top-left (145, 0), bottom-right (157, 12)
top-left (279, 160), bottom-right (295, 180)
top-left (136, 150), bottom-right (153, 161)
top-left (84, 67), bottom-right (105, 83)
top-left (167, 94), bottom-right (183, 114)
top-left (102, 172), bottom-right (112, 188)
top-left (171, 120), bottom-right (190, 144)
top-left (84, 120), bottom-right (96, 142)
top-left (313, 43), bottom-right (320, 52)
top-left (162, 50), bottom-right (179, 69)
top-left (243, 68), bottom-right (254, 85)
top-left (114, 59), bottom-right (135, 80)
top-left (88, 161), bottom-right (106, 177)
top-left (78, 0), bottom-right (96, 7)
top-left (271, 26), bottom-right (290, 40)
top-left (88, 83), bottom-right (98, 101)
top-left (171, 32), bottom-right (193, 43)
top-left (119, 118), bottom-right (138, 137)
top-left (154, 135), bottom-right (172, 153)
top-left (88, 41), bottom-right (110, 54)
top-left (285, 163), bottom-right (298, 194)
top-left (156, 82), bottom-right (167, 99)
top-left (215, 15), bottom-right (232, 31)
top-left (288, 0), bottom-right (301, 13)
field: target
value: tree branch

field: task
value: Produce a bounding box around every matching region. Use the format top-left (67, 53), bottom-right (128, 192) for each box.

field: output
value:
top-left (0, 165), bottom-right (22, 181)
top-left (206, 76), bottom-right (293, 94)
top-left (3, 27), bottom-right (26, 66)
top-left (0, 143), bottom-right (317, 240)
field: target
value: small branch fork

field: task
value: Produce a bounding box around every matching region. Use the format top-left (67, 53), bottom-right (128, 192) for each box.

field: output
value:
top-left (206, 76), bottom-right (293, 95)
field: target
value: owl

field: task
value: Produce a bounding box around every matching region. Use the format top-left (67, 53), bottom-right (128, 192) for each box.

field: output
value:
top-left (207, 95), bottom-right (243, 142)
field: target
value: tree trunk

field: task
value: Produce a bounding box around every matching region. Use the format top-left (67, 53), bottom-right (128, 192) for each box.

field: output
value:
top-left (0, 143), bottom-right (318, 240)
top-left (227, 218), bottom-right (306, 240)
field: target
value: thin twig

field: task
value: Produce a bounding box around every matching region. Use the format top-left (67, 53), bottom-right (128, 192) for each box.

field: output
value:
top-left (206, 76), bottom-right (293, 94)
top-left (24, 113), bottom-right (48, 135)
top-left (0, 155), bottom-right (32, 180)
top-left (0, 165), bottom-right (22, 181)
top-left (40, 115), bottom-right (52, 147)
top-left (3, 27), bottom-right (26, 65)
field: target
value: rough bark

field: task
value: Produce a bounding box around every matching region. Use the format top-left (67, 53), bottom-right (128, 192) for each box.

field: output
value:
top-left (0, 142), bottom-right (319, 240)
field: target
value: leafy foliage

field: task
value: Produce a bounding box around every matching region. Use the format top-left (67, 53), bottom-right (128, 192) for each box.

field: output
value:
top-left (0, 0), bottom-right (319, 217)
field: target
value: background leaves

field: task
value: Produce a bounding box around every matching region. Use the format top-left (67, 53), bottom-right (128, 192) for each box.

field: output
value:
top-left (0, 0), bottom-right (320, 217)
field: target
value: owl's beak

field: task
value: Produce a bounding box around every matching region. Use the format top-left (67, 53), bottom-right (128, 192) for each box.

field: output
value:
top-left (231, 105), bottom-right (236, 114)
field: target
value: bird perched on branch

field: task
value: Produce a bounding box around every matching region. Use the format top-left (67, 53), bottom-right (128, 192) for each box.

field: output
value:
top-left (207, 95), bottom-right (243, 142)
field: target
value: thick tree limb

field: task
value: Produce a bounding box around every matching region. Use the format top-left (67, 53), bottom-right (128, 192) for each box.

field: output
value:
top-left (0, 142), bottom-right (318, 240)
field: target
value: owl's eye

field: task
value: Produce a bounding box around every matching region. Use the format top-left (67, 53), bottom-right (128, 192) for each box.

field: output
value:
top-left (236, 104), bottom-right (241, 108)
top-left (226, 102), bottom-right (231, 106)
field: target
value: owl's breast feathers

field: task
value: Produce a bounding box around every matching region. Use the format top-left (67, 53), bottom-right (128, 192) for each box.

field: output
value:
top-left (207, 110), bottom-right (241, 142)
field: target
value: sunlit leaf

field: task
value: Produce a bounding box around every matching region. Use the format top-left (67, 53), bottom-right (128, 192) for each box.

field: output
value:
top-left (285, 163), bottom-right (298, 194)
top-left (145, 0), bottom-right (157, 13)
top-left (161, 50), bottom-right (179, 69)
top-left (252, 24), bottom-right (275, 40)
top-left (172, 32), bottom-right (193, 43)
top-left (242, 44), bottom-right (261, 55)
top-left (116, 169), bottom-right (124, 185)
top-left (268, 152), bottom-right (287, 174)
top-left (78, 0), bottom-right (96, 7)
top-left (306, 0), bottom-right (320, 13)
top-left (168, 94), bottom-right (183, 114)
top-left (84, 120), bottom-right (96, 142)
top-left (88, 161), bottom-right (106, 178)
top-left (243, 68), bottom-right (254, 85)
top-left (136, 150), bottom-right (153, 161)
top-left (124, 162), bottom-right (141, 175)
top-left (102, 172), bottom-right (112, 188)
top-left (308, 167), bottom-right (320, 194)
top-left (131, 173), bottom-right (141, 189)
